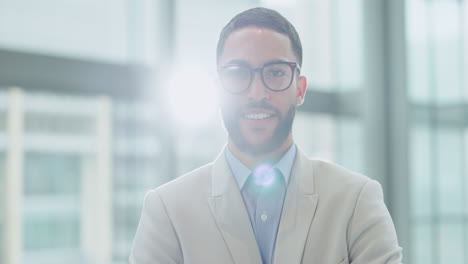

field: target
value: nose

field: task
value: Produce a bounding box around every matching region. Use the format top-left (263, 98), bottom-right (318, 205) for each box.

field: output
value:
top-left (247, 71), bottom-right (270, 101)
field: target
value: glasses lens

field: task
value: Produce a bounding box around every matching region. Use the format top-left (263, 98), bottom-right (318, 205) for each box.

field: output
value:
top-left (262, 63), bottom-right (294, 90)
top-left (220, 65), bottom-right (251, 93)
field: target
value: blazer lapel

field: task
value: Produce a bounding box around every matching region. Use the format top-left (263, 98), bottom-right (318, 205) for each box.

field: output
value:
top-left (207, 150), bottom-right (262, 264)
top-left (274, 148), bottom-right (319, 264)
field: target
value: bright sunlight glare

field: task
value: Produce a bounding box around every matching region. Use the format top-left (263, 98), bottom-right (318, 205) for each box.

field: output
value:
top-left (164, 65), bottom-right (218, 127)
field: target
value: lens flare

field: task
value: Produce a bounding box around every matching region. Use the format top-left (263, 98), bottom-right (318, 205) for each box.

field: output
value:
top-left (164, 64), bottom-right (218, 127)
top-left (252, 163), bottom-right (276, 187)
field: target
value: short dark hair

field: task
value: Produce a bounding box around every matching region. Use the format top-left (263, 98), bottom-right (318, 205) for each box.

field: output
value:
top-left (216, 7), bottom-right (303, 67)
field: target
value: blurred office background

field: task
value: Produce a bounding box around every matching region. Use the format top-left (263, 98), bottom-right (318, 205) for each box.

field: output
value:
top-left (0, 0), bottom-right (466, 263)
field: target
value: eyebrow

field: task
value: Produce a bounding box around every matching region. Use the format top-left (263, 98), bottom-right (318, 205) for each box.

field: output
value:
top-left (222, 59), bottom-right (249, 67)
top-left (222, 59), bottom-right (291, 67)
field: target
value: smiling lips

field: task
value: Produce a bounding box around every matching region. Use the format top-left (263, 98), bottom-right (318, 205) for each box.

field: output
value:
top-left (244, 113), bottom-right (272, 120)
top-left (242, 105), bottom-right (278, 123)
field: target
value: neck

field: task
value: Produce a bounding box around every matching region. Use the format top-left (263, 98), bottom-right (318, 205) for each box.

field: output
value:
top-left (228, 136), bottom-right (294, 170)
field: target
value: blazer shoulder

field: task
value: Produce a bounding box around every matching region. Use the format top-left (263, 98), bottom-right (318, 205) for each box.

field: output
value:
top-left (307, 159), bottom-right (376, 194)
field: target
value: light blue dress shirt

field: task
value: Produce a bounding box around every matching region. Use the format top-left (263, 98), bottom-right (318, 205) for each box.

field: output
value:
top-left (225, 144), bottom-right (296, 264)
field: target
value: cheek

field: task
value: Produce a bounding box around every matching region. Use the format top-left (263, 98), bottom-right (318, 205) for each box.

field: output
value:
top-left (219, 92), bottom-right (232, 106)
top-left (276, 92), bottom-right (298, 108)
top-left (221, 93), bottom-right (245, 107)
top-left (220, 95), bottom-right (242, 115)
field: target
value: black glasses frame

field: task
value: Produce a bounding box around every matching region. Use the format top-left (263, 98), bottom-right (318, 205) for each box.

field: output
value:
top-left (219, 61), bottom-right (301, 94)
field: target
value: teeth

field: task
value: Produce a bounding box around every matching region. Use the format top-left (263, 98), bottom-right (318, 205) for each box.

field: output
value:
top-left (245, 113), bottom-right (271, 120)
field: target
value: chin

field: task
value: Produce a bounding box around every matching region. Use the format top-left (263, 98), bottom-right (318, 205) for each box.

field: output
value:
top-left (238, 139), bottom-right (283, 156)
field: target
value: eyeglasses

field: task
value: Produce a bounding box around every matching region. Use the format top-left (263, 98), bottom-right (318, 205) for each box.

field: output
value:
top-left (218, 61), bottom-right (300, 94)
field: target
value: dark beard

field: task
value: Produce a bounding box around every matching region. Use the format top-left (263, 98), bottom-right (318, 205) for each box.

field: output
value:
top-left (220, 102), bottom-right (296, 156)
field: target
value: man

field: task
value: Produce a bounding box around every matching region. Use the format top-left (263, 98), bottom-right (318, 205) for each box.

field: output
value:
top-left (130, 7), bottom-right (402, 264)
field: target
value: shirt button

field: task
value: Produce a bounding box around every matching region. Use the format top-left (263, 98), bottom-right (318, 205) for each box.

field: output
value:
top-left (261, 213), bottom-right (268, 222)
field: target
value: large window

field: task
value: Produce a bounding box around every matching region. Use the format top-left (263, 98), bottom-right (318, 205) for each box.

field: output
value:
top-left (407, 0), bottom-right (468, 263)
top-left (293, 113), bottom-right (364, 173)
top-left (0, 0), bottom-right (159, 65)
top-left (112, 100), bottom-right (164, 263)
top-left (0, 90), bottom-right (6, 262)
top-left (0, 87), bottom-right (172, 264)
top-left (21, 92), bottom-right (98, 264)
top-left (0, 153), bottom-right (5, 262)
top-left (23, 153), bottom-right (81, 254)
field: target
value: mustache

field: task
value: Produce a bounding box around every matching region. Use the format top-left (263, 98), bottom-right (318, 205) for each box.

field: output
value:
top-left (241, 101), bottom-right (279, 114)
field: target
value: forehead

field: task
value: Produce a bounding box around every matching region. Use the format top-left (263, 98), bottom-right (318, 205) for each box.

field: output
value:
top-left (219, 26), bottom-right (296, 66)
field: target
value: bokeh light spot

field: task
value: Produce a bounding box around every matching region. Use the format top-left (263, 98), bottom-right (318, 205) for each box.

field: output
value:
top-left (253, 163), bottom-right (276, 187)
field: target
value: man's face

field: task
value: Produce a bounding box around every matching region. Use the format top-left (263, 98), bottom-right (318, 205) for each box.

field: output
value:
top-left (218, 26), bottom-right (307, 156)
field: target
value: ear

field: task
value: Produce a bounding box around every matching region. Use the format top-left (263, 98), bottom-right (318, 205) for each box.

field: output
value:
top-left (296, 76), bottom-right (307, 106)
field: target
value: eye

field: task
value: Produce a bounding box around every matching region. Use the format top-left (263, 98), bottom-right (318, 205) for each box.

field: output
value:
top-left (265, 68), bottom-right (287, 78)
top-left (263, 63), bottom-right (292, 79)
top-left (269, 69), bottom-right (286, 77)
top-left (222, 66), bottom-right (250, 80)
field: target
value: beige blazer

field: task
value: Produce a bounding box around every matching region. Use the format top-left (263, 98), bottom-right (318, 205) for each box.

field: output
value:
top-left (129, 148), bottom-right (402, 264)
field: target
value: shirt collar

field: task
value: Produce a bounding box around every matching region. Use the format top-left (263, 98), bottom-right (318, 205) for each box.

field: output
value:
top-left (225, 144), bottom-right (296, 189)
